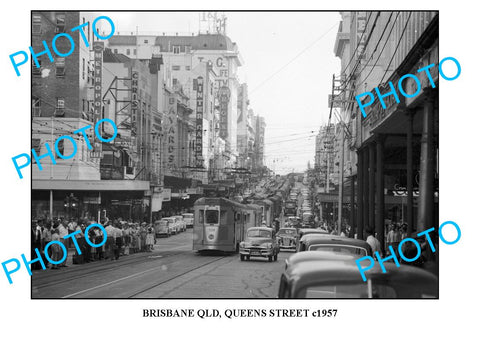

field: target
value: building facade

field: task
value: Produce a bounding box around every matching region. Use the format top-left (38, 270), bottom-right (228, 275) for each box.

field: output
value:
top-left (332, 11), bottom-right (439, 258)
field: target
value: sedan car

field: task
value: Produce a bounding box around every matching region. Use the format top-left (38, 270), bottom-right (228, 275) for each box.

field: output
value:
top-left (297, 233), bottom-right (372, 256)
top-left (172, 215), bottom-right (187, 232)
top-left (276, 227), bottom-right (298, 250)
top-left (162, 217), bottom-right (178, 234)
top-left (182, 213), bottom-right (194, 228)
top-left (278, 258), bottom-right (438, 298)
top-left (284, 250), bottom-right (360, 270)
top-left (240, 227), bottom-right (280, 262)
top-left (154, 219), bottom-right (171, 237)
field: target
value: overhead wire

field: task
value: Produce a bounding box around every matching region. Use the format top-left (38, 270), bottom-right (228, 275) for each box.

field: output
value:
top-left (379, 11), bottom-right (413, 84)
top-left (249, 21), bottom-right (339, 95)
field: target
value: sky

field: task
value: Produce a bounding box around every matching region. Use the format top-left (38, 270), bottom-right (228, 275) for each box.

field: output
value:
top-left (103, 11), bottom-right (341, 175)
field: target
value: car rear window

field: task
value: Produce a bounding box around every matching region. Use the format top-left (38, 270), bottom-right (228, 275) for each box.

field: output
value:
top-left (308, 244), bottom-right (367, 256)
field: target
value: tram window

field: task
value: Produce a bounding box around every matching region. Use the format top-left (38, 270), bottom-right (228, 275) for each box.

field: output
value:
top-left (205, 210), bottom-right (219, 224)
top-left (198, 209), bottom-right (204, 223)
top-left (220, 211), bottom-right (227, 224)
top-left (235, 212), bottom-right (241, 221)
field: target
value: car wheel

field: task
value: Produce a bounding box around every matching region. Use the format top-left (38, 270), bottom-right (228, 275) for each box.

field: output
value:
top-left (268, 255), bottom-right (273, 262)
top-left (240, 255), bottom-right (245, 261)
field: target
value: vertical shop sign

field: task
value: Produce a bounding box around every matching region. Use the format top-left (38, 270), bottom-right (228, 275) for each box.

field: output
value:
top-left (131, 71), bottom-right (139, 135)
top-left (356, 12), bottom-right (367, 59)
top-left (195, 77), bottom-right (204, 168)
top-left (218, 86), bottom-right (230, 139)
top-left (166, 96), bottom-right (177, 170)
top-left (90, 41), bottom-right (104, 158)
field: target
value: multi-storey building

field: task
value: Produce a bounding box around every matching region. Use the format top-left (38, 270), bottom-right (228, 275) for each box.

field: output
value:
top-left (107, 32), bottom-right (243, 166)
top-left (252, 114), bottom-right (266, 171)
top-left (314, 124), bottom-right (336, 189)
top-left (31, 12), bottom-right (151, 222)
top-left (333, 11), bottom-right (439, 255)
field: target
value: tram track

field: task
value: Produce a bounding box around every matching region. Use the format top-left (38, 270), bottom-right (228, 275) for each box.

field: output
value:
top-left (126, 255), bottom-right (230, 298)
top-left (32, 250), bottom-right (188, 290)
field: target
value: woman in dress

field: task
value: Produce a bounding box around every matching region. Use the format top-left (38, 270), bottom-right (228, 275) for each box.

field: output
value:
top-left (146, 225), bottom-right (154, 252)
top-left (49, 227), bottom-right (61, 269)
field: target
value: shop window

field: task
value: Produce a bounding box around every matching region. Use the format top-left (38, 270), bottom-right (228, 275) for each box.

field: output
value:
top-left (55, 13), bottom-right (66, 33)
top-left (32, 59), bottom-right (41, 76)
top-left (82, 58), bottom-right (85, 80)
top-left (32, 14), bottom-right (42, 34)
top-left (32, 139), bottom-right (41, 163)
top-left (172, 65), bottom-right (180, 71)
top-left (55, 97), bottom-right (65, 116)
top-left (32, 97), bottom-right (41, 117)
top-left (126, 49), bottom-right (131, 55)
top-left (56, 139), bottom-right (64, 159)
top-left (55, 57), bottom-right (65, 77)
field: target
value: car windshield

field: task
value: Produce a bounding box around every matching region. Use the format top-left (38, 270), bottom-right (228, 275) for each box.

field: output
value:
top-left (247, 229), bottom-right (271, 238)
top-left (183, 214), bottom-right (193, 218)
top-left (308, 244), bottom-right (367, 256)
top-left (159, 221), bottom-right (168, 226)
top-left (278, 229), bottom-right (297, 236)
top-left (300, 281), bottom-right (397, 298)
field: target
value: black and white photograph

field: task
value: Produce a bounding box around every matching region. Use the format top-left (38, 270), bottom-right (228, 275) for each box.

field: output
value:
top-left (0, 0), bottom-right (478, 338)
top-left (28, 10), bottom-right (440, 299)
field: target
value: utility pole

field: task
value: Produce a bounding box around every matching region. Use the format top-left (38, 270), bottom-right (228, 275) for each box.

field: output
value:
top-left (337, 127), bottom-right (345, 235)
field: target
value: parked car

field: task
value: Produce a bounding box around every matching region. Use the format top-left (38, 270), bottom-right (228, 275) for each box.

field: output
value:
top-left (284, 250), bottom-right (360, 270)
top-left (278, 258), bottom-right (438, 298)
top-left (162, 217), bottom-right (178, 234)
top-left (297, 228), bottom-right (328, 240)
top-left (154, 219), bottom-right (171, 237)
top-left (296, 233), bottom-right (372, 256)
top-left (239, 227), bottom-right (280, 262)
top-left (276, 227), bottom-right (298, 251)
top-left (172, 215), bottom-right (187, 232)
top-left (182, 213), bottom-right (194, 228)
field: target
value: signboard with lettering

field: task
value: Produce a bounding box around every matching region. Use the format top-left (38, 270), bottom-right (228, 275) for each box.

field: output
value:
top-left (356, 12), bottom-right (367, 59)
top-left (218, 86), bottom-right (230, 139)
top-left (166, 95), bottom-right (177, 171)
top-left (195, 77), bottom-right (204, 168)
top-left (131, 70), bottom-right (139, 134)
top-left (91, 41), bottom-right (104, 158)
top-left (93, 41), bottom-right (104, 119)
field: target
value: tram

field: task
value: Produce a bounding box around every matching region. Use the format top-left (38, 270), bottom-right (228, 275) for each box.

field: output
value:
top-left (193, 197), bottom-right (248, 252)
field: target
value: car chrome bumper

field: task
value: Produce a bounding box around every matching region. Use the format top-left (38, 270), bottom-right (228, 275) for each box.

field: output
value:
top-left (240, 248), bottom-right (273, 256)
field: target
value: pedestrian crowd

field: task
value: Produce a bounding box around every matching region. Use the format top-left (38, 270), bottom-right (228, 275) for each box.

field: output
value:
top-left (31, 217), bottom-right (156, 270)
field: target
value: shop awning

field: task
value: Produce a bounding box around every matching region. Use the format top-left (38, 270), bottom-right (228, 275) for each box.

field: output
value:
top-left (33, 179), bottom-right (150, 191)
